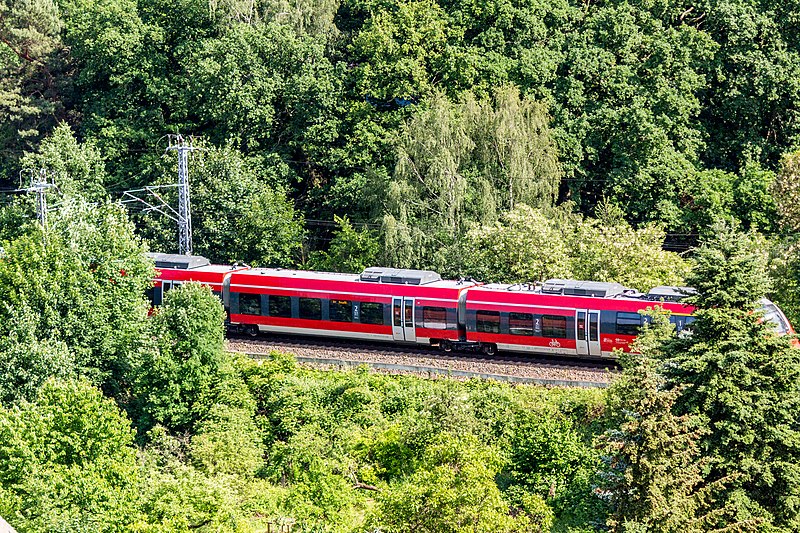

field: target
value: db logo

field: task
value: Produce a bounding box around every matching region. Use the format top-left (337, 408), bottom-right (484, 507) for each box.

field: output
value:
top-left (548, 339), bottom-right (561, 348)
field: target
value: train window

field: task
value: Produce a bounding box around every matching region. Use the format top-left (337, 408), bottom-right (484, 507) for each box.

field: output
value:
top-left (269, 295), bottom-right (292, 318)
top-left (476, 311), bottom-right (501, 334)
top-left (423, 307), bottom-right (448, 329)
top-left (393, 302), bottom-right (402, 326)
top-left (330, 300), bottom-right (353, 322)
top-left (576, 312), bottom-right (586, 341)
top-left (509, 312), bottom-right (534, 336)
top-left (361, 302), bottom-right (384, 325)
top-left (542, 315), bottom-right (567, 338)
top-left (240, 293), bottom-right (262, 316)
top-left (616, 312), bottom-right (642, 336)
top-left (299, 298), bottom-right (322, 320)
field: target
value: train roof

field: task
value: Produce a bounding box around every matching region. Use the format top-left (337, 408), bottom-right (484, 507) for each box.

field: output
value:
top-left (232, 266), bottom-right (471, 289)
top-left (476, 279), bottom-right (638, 298)
top-left (148, 252), bottom-right (211, 270)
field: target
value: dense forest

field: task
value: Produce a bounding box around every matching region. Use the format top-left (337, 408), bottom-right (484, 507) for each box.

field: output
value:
top-left (4, 0), bottom-right (800, 314)
top-left (3, 0), bottom-right (800, 530)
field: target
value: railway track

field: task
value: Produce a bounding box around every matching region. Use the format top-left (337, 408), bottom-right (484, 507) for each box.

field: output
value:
top-left (227, 334), bottom-right (617, 388)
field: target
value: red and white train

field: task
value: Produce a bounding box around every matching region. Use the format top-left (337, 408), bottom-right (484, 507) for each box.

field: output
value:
top-left (148, 253), bottom-right (795, 358)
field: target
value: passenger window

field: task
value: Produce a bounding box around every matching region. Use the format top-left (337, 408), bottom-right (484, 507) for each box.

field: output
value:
top-left (361, 302), bottom-right (385, 325)
top-left (269, 295), bottom-right (292, 318)
top-left (542, 315), bottom-right (567, 338)
top-left (423, 306), bottom-right (448, 329)
top-left (476, 311), bottom-right (501, 334)
top-left (509, 312), bottom-right (534, 336)
top-left (299, 298), bottom-right (322, 320)
top-left (616, 312), bottom-right (642, 336)
top-left (330, 300), bottom-right (353, 322)
top-left (240, 293), bottom-right (262, 316)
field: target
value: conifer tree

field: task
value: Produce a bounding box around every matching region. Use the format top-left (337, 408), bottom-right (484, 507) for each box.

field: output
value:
top-left (659, 222), bottom-right (800, 529)
top-left (601, 310), bottom-right (739, 532)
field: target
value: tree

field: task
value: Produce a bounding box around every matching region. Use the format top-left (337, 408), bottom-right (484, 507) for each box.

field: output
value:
top-left (307, 214), bottom-right (380, 273)
top-left (372, 435), bottom-right (545, 532)
top-left (659, 222), bottom-right (800, 529)
top-left (0, 0), bottom-right (66, 176)
top-left (140, 145), bottom-right (305, 267)
top-left (601, 310), bottom-right (740, 532)
top-left (0, 201), bottom-right (153, 399)
top-left (19, 122), bottom-right (107, 200)
top-left (0, 379), bottom-right (141, 531)
top-left (132, 282), bottom-right (227, 434)
top-left (380, 88), bottom-right (561, 269)
top-left (450, 202), bottom-right (689, 291)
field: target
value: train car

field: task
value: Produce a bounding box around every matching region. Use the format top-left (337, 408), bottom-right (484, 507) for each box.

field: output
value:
top-left (460, 280), bottom-right (694, 358)
top-left (225, 266), bottom-right (479, 345)
top-left (147, 253), bottom-right (250, 305)
top-left (149, 253), bottom-right (794, 358)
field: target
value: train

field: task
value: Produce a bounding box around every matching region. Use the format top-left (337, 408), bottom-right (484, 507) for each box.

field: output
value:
top-left (148, 253), bottom-right (795, 358)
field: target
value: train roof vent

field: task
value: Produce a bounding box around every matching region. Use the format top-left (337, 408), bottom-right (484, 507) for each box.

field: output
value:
top-left (360, 267), bottom-right (442, 285)
top-left (541, 278), bottom-right (627, 298)
top-left (644, 286), bottom-right (696, 302)
top-left (148, 252), bottom-right (211, 270)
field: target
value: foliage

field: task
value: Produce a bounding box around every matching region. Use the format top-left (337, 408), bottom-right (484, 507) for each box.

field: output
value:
top-left (658, 224), bottom-right (800, 529)
top-left (20, 122), bottom-right (107, 200)
top-left (139, 145), bottom-right (305, 266)
top-left (601, 310), bottom-right (735, 532)
top-left (307, 214), bottom-right (380, 273)
top-left (380, 88), bottom-right (561, 269)
top-left (0, 201), bottom-right (152, 397)
top-left (0, 378), bottom-right (141, 531)
top-left (0, 0), bottom-right (66, 175)
top-left (132, 282), bottom-right (227, 434)
top-left (451, 203), bottom-right (690, 291)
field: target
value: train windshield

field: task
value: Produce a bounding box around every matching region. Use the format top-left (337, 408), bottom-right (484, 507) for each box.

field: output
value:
top-left (761, 300), bottom-right (792, 335)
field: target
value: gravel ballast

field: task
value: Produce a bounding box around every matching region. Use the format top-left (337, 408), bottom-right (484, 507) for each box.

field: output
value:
top-left (227, 338), bottom-right (616, 388)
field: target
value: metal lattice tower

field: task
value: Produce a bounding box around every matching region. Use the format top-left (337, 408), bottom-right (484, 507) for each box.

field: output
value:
top-left (22, 169), bottom-right (56, 229)
top-left (166, 135), bottom-right (199, 255)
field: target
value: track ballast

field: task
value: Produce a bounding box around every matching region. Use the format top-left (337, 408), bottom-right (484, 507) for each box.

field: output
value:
top-left (227, 334), bottom-right (617, 388)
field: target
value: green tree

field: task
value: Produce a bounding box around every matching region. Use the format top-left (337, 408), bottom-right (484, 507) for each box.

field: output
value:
top-left (20, 122), bottom-right (108, 200)
top-left (0, 0), bottom-right (65, 175)
top-left (140, 145), bottom-right (305, 266)
top-left (601, 310), bottom-right (739, 532)
top-left (132, 282), bottom-right (227, 434)
top-left (307, 215), bottom-right (380, 273)
top-left (0, 201), bottom-right (153, 398)
top-left (372, 435), bottom-right (544, 532)
top-left (659, 223), bottom-right (800, 529)
top-left (381, 88), bottom-right (561, 269)
top-left (0, 379), bottom-right (141, 531)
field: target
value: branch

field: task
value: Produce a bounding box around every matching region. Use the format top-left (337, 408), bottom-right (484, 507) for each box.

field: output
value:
top-left (353, 482), bottom-right (381, 492)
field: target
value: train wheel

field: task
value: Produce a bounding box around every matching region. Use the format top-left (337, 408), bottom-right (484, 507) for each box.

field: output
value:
top-left (439, 340), bottom-right (453, 353)
top-left (247, 325), bottom-right (259, 338)
top-left (481, 343), bottom-right (497, 356)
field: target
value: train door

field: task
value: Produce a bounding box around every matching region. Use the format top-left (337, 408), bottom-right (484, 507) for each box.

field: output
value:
top-left (392, 298), bottom-right (417, 342)
top-left (575, 309), bottom-right (602, 357)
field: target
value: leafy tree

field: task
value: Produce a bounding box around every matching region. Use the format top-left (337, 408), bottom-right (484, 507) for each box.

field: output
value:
top-left (380, 88), bottom-right (561, 269)
top-left (20, 122), bottom-right (107, 200)
top-left (451, 202), bottom-right (689, 291)
top-left (307, 214), bottom-right (380, 273)
top-left (132, 282), bottom-right (227, 434)
top-left (0, 379), bottom-right (141, 531)
top-left (772, 149), bottom-right (800, 233)
top-left (0, 307), bottom-right (73, 405)
top-left (372, 435), bottom-right (539, 532)
top-left (0, 201), bottom-right (153, 398)
top-left (659, 223), bottom-right (800, 529)
top-left (448, 204), bottom-right (573, 282)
